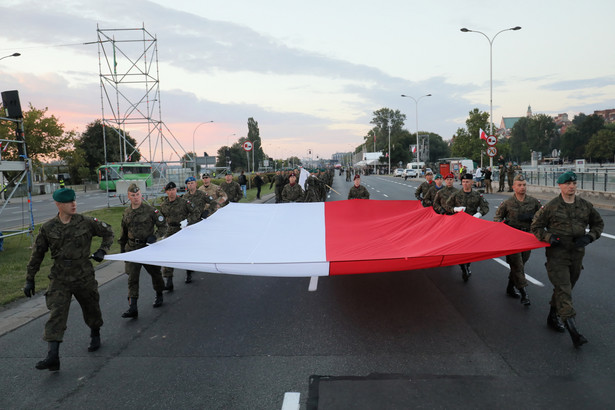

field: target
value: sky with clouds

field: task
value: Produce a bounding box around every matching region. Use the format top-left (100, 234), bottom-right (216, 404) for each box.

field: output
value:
top-left (1, 0), bottom-right (614, 162)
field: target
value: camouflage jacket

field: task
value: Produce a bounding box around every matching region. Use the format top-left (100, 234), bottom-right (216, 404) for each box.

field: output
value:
top-left (119, 201), bottom-right (167, 250)
top-left (27, 213), bottom-right (114, 281)
top-left (494, 194), bottom-right (542, 232)
top-left (415, 180), bottom-right (433, 200)
top-left (198, 183), bottom-right (228, 214)
top-left (220, 180), bottom-right (243, 203)
top-left (183, 189), bottom-right (215, 215)
top-left (531, 194), bottom-right (603, 247)
top-left (282, 183), bottom-right (304, 203)
top-left (432, 186), bottom-right (458, 214)
top-left (348, 185), bottom-right (370, 200)
top-left (159, 196), bottom-right (200, 236)
top-left (304, 176), bottom-right (325, 202)
top-left (446, 189), bottom-right (489, 216)
top-left (422, 184), bottom-right (443, 208)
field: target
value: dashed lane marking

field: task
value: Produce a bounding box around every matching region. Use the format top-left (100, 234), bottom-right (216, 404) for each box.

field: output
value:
top-left (491, 257), bottom-right (544, 287)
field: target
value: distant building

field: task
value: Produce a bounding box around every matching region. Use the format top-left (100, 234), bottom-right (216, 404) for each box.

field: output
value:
top-left (594, 108), bottom-right (615, 124)
top-left (498, 105), bottom-right (532, 138)
top-left (553, 113), bottom-right (572, 134)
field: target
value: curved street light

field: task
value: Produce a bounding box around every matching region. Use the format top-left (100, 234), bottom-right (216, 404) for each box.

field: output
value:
top-left (192, 121), bottom-right (214, 175)
top-left (0, 52), bottom-right (21, 61)
top-left (460, 26), bottom-right (521, 166)
top-left (401, 94), bottom-right (431, 164)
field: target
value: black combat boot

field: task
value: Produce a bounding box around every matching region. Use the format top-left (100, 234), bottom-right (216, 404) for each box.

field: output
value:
top-left (564, 317), bottom-right (588, 348)
top-left (164, 277), bottom-right (174, 292)
top-left (121, 297), bottom-right (138, 318)
top-left (153, 292), bottom-right (163, 308)
top-left (88, 328), bottom-right (101, 352)
top-left (36, 341), bottom-right (60, 371)
top-left (461, 263), bottom-right (472, 282)
top-left (506, 279), bottom-right (521, 298)
top-left (547, 306), bottom-right (565, 332)
top-left (185, 270), bottom-right (193, 284)
top-left (518, 287), bottom-right (530, 306)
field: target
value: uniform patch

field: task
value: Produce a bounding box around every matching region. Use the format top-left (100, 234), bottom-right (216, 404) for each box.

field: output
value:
top-left (158, 215), bottom-right (164, 222)
top-left (101, 222), bottom-right (108, 228)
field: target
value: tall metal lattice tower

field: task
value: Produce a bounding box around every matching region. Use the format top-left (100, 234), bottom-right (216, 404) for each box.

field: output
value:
top-left (94, 24), bottom-right (190, 198)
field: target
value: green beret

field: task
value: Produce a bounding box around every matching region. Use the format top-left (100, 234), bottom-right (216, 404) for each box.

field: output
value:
top-left (434, 173), bottom-right (443, 179)
top-left (557, 171), bottom-right (577, 184)
top-left (52, 188), bottom-right (76, 203)
top-left (127, 183), bottom-right (140, 193)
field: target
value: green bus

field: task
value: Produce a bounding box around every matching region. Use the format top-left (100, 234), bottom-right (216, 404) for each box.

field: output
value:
top-left (97, 163), bottom-right (153, 191)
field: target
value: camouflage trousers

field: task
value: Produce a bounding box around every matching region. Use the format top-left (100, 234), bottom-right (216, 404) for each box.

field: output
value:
top-left (43, 276), bottom-right (103, 342)
top-left (506, 250), bottom-right (531, 288)
top-left (126, 261), bottom-right (165, 298)
top-left (545, 245), bottom-right (585, 320)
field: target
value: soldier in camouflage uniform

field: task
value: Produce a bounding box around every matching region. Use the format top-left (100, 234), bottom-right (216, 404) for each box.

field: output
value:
top-left (498, 164), bottom-right (506, 192)
top-left (432, 173), bottom-right (458, 214)
top-left (347, 174), bottom-right (370, 199)
top-left (506, 162), bottom-right (515, 192)
top-left (304, 170), bottom-right (325, 202)
top-left (446, 173), bottom-right (489, 282)
top-left (422, 173), bottom-right (443, 208)
top-left (269, 170), bottom-right (286, 203)
top-left (199, 171), bottom-right (228, 215)
top-left (220, 172), bottom-right (243, 204)
top-left (119, 183), bottom-right (167, 319)
top-left (182, 176), bottom-right (214, 284)
top-left (24, 188), bottom-right (113, 371)
top-left (531, 171), bottom-right (603, 347)
top-left (415, 170), bottom-right (434, 205)
top-left (281, 172), bottom-right (304, 202)
top-left (160, 181), bottom-right (201, 290)
top-left (494, 175), bottom-right (542, 306)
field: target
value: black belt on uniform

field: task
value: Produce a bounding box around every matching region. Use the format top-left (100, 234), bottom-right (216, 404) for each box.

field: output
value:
top-left (54, 258), bottom-right (87, 266)
top-left (169, 223), bottom-right (180, 227)
top-left (129, 238), bottom-right (148, 244)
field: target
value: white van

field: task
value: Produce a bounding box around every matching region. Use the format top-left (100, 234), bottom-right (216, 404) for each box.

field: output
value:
top-left (405, 162), bottom-right (425, 178)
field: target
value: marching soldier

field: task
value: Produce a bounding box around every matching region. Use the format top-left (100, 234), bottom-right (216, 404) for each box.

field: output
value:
top-left (220, 172), bottom-right (243, 204)
top-left (119, 184), bottom-right (167, 318)
top-left (270, 170), bottom-right (286, 203)
top-left (446, 173), bottom-right (489, 282)
top-left (347, 174), bottom-right (370, 199)
top-left (198, 171), bottom-right (228, 215)
top-left (432, 173), bottom-right (458, 214)
top-left (494, 175), bottom-right (542, 305)
top-left (24, 188), bottom-right (113, 371)
top-left (422, 173), bottom-right (444, 208)
top-left (281, 172), bottom-right (304, 203)
top-left (160, 181), bottom-right (200, 290)
top-left (415, 170), bottom-right (434, 205)
top-left (531, 171), bottom-right (603, 347)
top-left (506, 162), bottom-right (515, 192)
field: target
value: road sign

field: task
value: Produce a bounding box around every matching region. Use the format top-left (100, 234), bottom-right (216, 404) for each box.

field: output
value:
top-left (487, 146), bottom-right (497, 157)
top-left (486, 135), bottom-right (497, 146)
top-left (243, 141), bottom-right (253, 152)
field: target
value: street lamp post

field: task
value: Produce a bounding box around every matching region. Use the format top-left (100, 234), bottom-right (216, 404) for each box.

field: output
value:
top-left (460, 26), bottom-right (521, 167)
top-left (401, 94), bottom-right (431, 164)
top-left (387, 120), bottom-right (391, 175)
top-left (0, 52), bottom-right (20, 61)
top-left (192, 121), bottom-right (214, 175)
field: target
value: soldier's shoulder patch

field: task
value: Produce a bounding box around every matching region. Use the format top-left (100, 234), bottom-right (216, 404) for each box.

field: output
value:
top-left (158, 215), bottom-right (165, 222)
top-left (154, 209), bottom-right (159, 213)
top-left (101, 221), bottom-right (109, 228)
top-left (93, 217), bottom-right (99, 221)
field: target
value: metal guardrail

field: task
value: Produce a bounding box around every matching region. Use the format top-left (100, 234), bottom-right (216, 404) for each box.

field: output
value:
top-left (494, 170), bottom-right (615, 192)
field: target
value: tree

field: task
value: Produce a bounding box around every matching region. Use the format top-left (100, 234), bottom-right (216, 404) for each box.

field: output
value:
top-left (0, 104), bottom-right (74, 164)
top-left (450, 108), bottom-right (490, 161)
top-left (247, 117), bottom-right (265, 171)
top-left (585, 129), bottom-right (615, 163)
top-left (366, 108), bottom-right (407, 166)
top-left (509, 114), bottom-right (557, 163)
top-left (75, 120), bottom-right (141, 170)
top-left (561, 114), bottom-right (606, 160)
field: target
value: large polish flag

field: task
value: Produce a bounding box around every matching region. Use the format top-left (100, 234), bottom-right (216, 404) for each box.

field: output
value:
top-left (105, 200), bottom-right (548, 277)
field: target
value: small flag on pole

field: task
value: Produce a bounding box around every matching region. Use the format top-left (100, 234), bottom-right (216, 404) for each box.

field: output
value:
top-left (479, 128), bottom-right (488, 141)
top-left (411, 145), bottom-right (417, 153)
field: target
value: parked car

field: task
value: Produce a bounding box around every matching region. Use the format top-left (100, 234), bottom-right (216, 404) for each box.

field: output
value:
top-left (394, 168), bottom-right (405, 177)
top-left (404, 168), bottom-right (418, 178)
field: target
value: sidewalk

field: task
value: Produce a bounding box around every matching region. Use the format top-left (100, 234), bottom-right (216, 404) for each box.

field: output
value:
top-left (0, 192), bottom-right (277, 337)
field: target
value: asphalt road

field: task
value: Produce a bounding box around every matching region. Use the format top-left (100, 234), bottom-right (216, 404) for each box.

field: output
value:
top-left (1, 174), bottom-right (614, 409)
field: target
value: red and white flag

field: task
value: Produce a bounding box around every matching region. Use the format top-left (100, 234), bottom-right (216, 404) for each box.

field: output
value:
top-left (106, 201), bottom-right (547, 277)
top-left (411, 145), bottom-right (417, 153)
top-left (479, 128), bottom-right (488, 141)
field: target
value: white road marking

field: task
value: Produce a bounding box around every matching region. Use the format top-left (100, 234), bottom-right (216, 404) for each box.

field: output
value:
top-left (282, 392), bottom-right (300, 410)
top-left (602, 233), bottom-right (615, 240)
top-left (491, 257), bottom-right (544, 287)
top-left (308, 276), bottom-right (319, 292)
